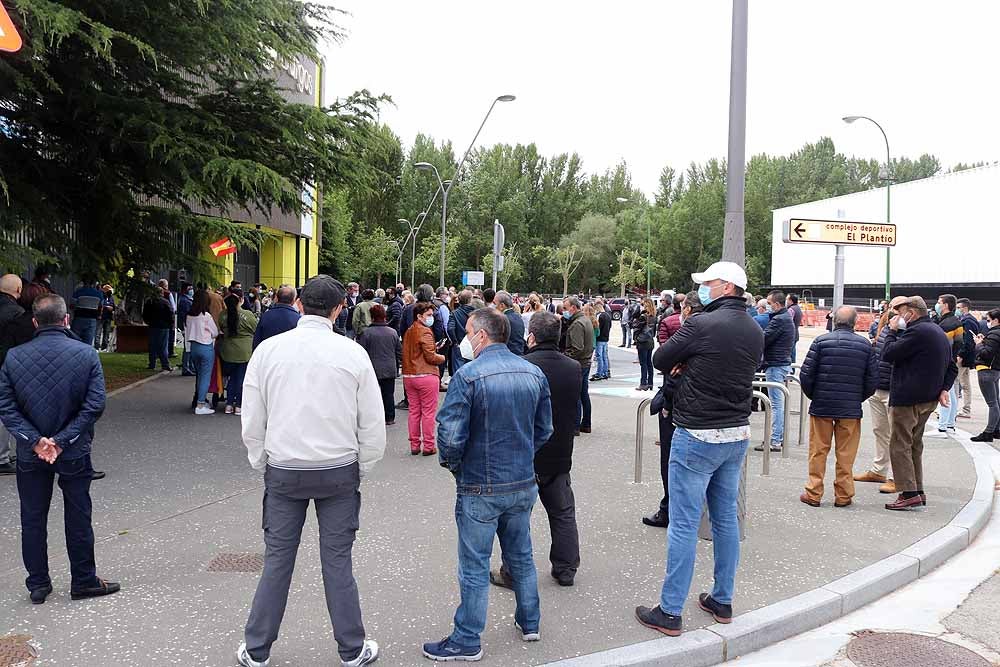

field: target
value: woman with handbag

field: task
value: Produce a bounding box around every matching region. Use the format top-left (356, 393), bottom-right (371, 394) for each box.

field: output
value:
top-left (632, 297), bottom-right (657, 390)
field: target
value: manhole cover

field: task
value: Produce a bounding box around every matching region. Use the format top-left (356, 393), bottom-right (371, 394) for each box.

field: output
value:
top-left (0, 635), bottom-right (37, 667)
top-left (847, 631), bottom-right (990, 667)
top-left (206, 552), bottom-right (263, 573)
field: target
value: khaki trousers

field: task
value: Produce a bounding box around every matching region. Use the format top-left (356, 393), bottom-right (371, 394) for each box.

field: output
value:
top-left (804, 417), bottom-right (862, 503)
top-left (888, 402), bottom-right (937, 493)
top-left (957, 366), bottom-right (973, 416)
top-left (867, 389), bottom-right (892, 478)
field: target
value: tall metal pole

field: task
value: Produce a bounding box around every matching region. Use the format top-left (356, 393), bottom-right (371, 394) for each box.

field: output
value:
top-left (722, 0), bottom-right (749, 267)
top-left (646, 214), bottom-right (651, 293)
top-left (842, 115), bottom-right (891, 300)
top-left (440, 186), bottom-right (448, 288)
top-left (833, 245), bottom-right (845, 310)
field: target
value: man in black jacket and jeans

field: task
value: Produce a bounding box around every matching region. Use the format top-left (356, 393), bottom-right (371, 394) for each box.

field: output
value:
top-left (491, 311), bottom-right (582, 588)
top-left (759, 290), bottom-right (795, 452)
top-left (636, 261), bottom-right (763, 637)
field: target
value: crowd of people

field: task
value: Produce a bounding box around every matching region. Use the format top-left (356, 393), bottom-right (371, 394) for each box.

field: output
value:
top-left (0, 258), bottom-right (997, 666)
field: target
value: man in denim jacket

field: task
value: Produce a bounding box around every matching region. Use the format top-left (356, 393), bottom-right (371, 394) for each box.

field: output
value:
top-left (424, 308), bottom-right (553, 662)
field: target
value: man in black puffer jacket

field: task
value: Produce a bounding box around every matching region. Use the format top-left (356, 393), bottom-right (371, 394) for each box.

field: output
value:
top-left (759, 290), bottom-right (796, 452)
top-left (636, 261), bottom-right (763, 637)
top-left (798, 306), bottom-right (878, 508)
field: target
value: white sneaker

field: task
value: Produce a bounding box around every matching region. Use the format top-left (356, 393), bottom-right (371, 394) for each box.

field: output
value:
top-left (225, 405), bottom-right (234, 415)
top-left (234, 407), bottom-right (242, 416)
top-left (515, 621), bottom-right (540, 642)
top-left (194, 405), bottom-right (214, 416)
top-left (341, 639), bottom-right (379, 666)
top-left (236, 642), bottom-right (269, 667)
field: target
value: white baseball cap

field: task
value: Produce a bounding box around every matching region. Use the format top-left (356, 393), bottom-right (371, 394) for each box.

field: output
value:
top-left (691, 261), bottom-right (748, 290)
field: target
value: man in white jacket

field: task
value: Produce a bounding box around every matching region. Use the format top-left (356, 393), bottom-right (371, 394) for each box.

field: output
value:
top-left (237, 274), bottom-right (385, 667)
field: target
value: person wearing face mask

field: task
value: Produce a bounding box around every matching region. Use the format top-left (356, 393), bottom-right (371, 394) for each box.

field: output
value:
top-left (757, 290), bottom-right (795, 453)
top-left (970, 309), bottom-right (1000, 442)
top-left (562, 296), bottom-right (594, 435)
top-left (933, 294), bottom-right (964, 433)
top-left (177, 282), bottom-right (196, 377)
top-left (636, 261), bottom-right (763, 638)
top-left (880, 296), bottom-right (957, 511)
top-left (490, 310), bottom-right (582, 590)
top-left (402, 302), bottom-right (446, 456)
top-left (426, 308), bottom-right (552, 661)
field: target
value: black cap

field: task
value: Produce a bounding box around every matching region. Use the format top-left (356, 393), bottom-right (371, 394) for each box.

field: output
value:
top-left (300, 274), bottom-right (346, 312)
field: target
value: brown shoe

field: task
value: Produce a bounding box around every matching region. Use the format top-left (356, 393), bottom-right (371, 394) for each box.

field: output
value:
top-left (879, 480), bottom-right (896, 494)
top-left (854, 471), bottom-right (886, 483)
top-left (834, 499), bottom-right (852, 508)
top-left (885, 494), bottom-right (924, 511)
top-left (799, 493), bottom-right (820, 507)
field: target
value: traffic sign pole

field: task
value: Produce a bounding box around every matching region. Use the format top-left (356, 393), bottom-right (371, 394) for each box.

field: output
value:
top-left (833, 245), bottom-right (845, 310)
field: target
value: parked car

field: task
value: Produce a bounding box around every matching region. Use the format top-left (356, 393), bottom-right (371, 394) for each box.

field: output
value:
top-left (609, 298), bottom-right (629, 320)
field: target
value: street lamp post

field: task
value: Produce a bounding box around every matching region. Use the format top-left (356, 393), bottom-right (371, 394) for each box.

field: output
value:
top-left (398, 214), bottom-right (426, 289)
top-left (415, 95), bottom-right (515, 288)
top-left (843, 115), bottom-right (892, 301)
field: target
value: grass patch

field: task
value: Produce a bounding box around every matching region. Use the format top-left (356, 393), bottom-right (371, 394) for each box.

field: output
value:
top-left (100, 346), bottom-right (178, 393)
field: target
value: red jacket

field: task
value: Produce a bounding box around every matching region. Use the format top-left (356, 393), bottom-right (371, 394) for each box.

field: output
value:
top-left (657, 313), bottom-right (682, 344)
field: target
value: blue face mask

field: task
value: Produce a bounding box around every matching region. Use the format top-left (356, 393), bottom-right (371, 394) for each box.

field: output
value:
top-left (186, 289), bottom-right (194, 297)
top-left (934, 303), bottom-right (943, 317)
top-left (698, 285), bottom-right (714, 306)
top-left (562, 311), bottom-right (572, 320)
top-left (765, 302), bottom-right (773, 313)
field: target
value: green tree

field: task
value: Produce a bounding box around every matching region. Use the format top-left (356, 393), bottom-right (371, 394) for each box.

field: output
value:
top-left (1, 0), bottom-right (377, 281)
top-left (482, 242), bottom-right (524, 291)
top-left (612, 249), bottom-right (644, 297)
top-left (548, 243), bottom-right (584, 296)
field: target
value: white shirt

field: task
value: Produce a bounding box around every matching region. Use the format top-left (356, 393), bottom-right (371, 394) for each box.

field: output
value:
top-left (184, 312), bottom-right (218, 345)
top-left (241, 315), bottom-right (386, 475)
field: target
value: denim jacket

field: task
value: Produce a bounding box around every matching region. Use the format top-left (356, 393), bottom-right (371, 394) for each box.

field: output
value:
top-left (437, 343), bottom-right (553, 496)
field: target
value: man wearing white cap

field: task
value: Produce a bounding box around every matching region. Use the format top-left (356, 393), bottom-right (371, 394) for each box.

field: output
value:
top-left (636, 261), bottom-right (764, 637)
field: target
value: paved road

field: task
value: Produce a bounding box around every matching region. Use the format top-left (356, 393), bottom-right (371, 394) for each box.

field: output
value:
top-left (0, 335), bottom-right (980, 666)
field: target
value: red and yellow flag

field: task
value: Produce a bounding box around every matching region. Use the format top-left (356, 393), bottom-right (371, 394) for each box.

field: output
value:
top-left (209, 237), bottom-right (237, 257)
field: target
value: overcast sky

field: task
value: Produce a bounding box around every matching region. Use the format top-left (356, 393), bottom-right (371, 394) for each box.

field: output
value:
top-left (322, 1), bottom-right (999, 197)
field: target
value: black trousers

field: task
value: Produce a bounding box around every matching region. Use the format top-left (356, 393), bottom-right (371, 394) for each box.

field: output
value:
top-left (17, 454), bottom-right (99, 592)
top-left (377, 378), bottom-right (395, 422)
top-left (500, 472), bottom-right (580, 581)
top-left (657, 411), bottom-right (676, 515)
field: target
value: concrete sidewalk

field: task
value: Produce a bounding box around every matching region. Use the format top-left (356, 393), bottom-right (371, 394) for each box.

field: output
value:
top-left (0, 342), bottom-right (983, 666)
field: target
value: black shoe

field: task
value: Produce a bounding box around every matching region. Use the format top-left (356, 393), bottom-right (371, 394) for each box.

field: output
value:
top-left (71, 578), bottom-right (120, 600)
top-left (635, 604), bottom-right (682, 636)
top-left (589, 375), bottom-right (602, 382)
top-left (579, 426), bottom-right (591, 434)
top-left (618, 344), bottom-right (626, 348)
top-left (970, 431), bottom-right (995, 442)
top-left (642, 511), bottom-right (668, 528)
top-left (181, 372), bottom-right (196, 377)
top-left (91, 470), bottom-right (106, 481)
top-left (29, 584), bottom-right (53, 605)
top-left (552, 571), bottom-right (575, 587)
top-left (490, 568), bottom-right (514, 590)
top-left (698, 593), bottom-right (733, 624)
top-left (396, 399), bottom-right (409, 411)
top-left (574, 429), bottom-right (580, 437)
top-left (0, 462), bottom-right (15, 475)
top-left (162, 366), bottom-right (174, 372)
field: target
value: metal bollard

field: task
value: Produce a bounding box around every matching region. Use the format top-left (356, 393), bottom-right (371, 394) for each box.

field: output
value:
top-left (752, 380), bottom-right (792, 457)
top-left (752, 390), bottom-right (773, 475)
top-left (784, 374), bottom-right (807, 446)
top-left (633, 397), bottom-right (653, 484)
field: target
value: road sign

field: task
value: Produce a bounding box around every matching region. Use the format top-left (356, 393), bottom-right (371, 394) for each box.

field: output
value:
top-left (782, 218), bottom-right (896, 247)
top-left (0, 2), bottom-right (22, 53)
top-left (461, 270), bottom-right (484, 287)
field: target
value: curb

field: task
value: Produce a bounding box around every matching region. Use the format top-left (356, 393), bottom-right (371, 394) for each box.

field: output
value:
top-left (106, 369), bottom-right (172, 399)
top-left (541, 432), bottom-right (997, 667)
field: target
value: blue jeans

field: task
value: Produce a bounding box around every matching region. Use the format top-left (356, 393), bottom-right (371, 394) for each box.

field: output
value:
top-left (621, 321), bottom-right (632, 346)
top-left (190, 342), bottom-right (215, 404)
top-left (940, 383), bottom-right (959, 428)
top-left (148, 328), bottom-right (170, 369)
top-left (70, 317), bottom-right (98, 346)
top-left (577, 365), bottom-right (591, 429)
top-left (451, 488), bottom-right (539, 647)
top-left (660, 428), bottom-right (748, 615)
top-left (765, 365), bottom-right (790, 445)
top-left (17, 454), bottom-right (100, 592)
top-left (638, 346), bottom-right (653, 386)
top-left (223, 360), bottom-right (248, 407)
top-left (595, 341), bottom-right (609, 377)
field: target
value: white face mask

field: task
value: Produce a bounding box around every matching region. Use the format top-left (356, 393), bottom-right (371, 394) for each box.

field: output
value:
top-left (423, 316), bottom-right (434, 327)
top-left (460, 335), bottom-right (476, 361)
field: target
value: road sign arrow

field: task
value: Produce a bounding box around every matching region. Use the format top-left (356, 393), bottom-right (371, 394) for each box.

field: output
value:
top-left (793, 222), bottom-right (806, 238)
top-left (0, 1), bottom-right (22, 53)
